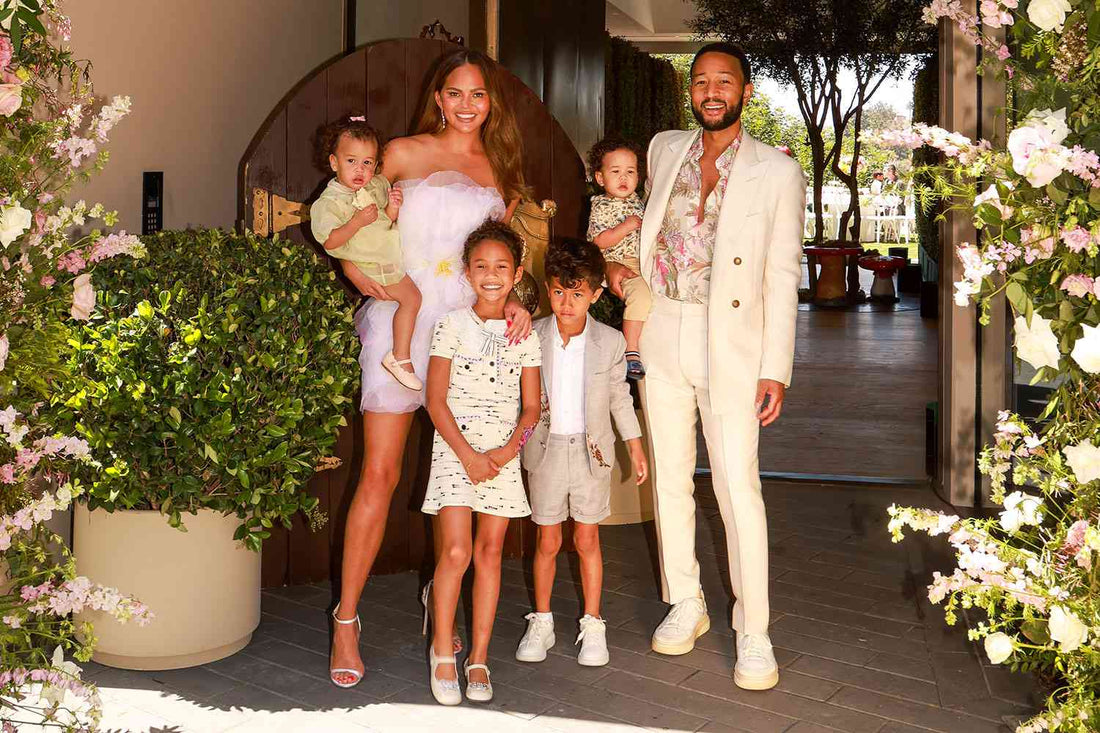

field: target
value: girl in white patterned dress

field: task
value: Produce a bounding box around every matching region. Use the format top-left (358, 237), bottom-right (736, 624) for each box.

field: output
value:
top-left (422, 220), bottom-right (541, 705)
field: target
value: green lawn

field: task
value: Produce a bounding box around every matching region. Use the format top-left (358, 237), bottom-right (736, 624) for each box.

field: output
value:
top-left (861, 242), bottom-right (920, 260)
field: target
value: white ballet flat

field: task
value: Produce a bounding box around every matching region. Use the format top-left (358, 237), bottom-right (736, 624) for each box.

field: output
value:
top-left (429, 645), bottom-right (462, 706)
top-left (382, 351), bottom-right (423, 390)
top-left (329, 605), bottom-right (363, 688)
top-left (464, 659), bottom-right (493, 702)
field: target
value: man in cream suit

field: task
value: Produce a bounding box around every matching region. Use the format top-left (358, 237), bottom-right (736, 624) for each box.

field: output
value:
top-left (608, 42), bottom-right (804, 691)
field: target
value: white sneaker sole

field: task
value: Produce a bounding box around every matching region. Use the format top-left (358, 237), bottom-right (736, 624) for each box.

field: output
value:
top-left (515, 634), bottom-right (555, 662)
top-left (577, 651), bottom-right (609, 667)
top-left (734, 667), bottom-right (779, 690)
top-left (651, 614), bottom-right (711, 656)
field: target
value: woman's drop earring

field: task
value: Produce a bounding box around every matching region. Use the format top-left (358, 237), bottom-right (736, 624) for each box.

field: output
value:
top-left (439, 106), bottom-right (446, 130)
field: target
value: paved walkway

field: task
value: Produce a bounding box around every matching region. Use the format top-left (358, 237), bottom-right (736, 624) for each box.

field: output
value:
top-left (85, 481), bottom-right (1037, 732)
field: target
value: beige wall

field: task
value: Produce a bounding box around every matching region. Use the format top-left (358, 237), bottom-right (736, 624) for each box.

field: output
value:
top-left (356, 0), bottom-right (467, 45)
top-left (67, 1), bottom-right (344, 232)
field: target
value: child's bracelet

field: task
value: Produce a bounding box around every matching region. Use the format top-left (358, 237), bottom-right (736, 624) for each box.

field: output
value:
top-left (517, 426), bottom-right (534, 450)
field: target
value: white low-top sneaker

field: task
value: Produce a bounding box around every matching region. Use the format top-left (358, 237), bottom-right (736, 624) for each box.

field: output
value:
top-left (651, 595), bottom-right (710, 655)
top-left (575, 615), bottom-right (609, 667)
top-left (734, 632), bottom-right (779, 690)
top-left (515, 611), bottom-right (555, 662)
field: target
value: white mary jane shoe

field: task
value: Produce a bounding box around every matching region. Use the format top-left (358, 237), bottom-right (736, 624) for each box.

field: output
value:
top-left (382, 350), bottom-right (423, 390)
top-left (428, 645), bottom-right (462, 706)
top-left (463, 659), bottom-right (493, 702)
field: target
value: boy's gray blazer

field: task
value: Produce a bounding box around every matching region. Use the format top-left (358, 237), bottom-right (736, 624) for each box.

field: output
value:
top-left (521, 316), bottom-right (641, 479)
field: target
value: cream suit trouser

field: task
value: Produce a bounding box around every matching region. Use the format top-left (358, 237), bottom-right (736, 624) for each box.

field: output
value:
top-left (639, 294), bottom-right (769, 635)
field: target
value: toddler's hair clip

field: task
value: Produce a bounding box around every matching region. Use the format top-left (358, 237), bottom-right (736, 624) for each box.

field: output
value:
top-left (349, 115), bottom-right (366, 122)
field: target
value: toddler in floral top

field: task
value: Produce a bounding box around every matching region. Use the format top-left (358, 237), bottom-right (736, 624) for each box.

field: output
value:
top-left (586, 137), bottom-right (651, 379)
top-left (311, 116), bottom-right (422, 391)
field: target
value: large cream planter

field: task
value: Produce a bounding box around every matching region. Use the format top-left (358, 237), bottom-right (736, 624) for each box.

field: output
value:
top-left (73, 505), bottom-right (260, 670)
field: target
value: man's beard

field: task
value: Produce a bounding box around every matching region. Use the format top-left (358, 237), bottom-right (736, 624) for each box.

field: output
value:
top-left (692, 98), bottom-right (743, 131)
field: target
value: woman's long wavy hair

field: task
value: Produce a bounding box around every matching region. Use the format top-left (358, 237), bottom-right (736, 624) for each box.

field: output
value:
top-left (412, 48), bottom-right (531, 204)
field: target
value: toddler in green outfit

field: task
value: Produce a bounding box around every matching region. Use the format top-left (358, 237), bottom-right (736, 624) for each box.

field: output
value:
top-left (311, 117), bottom-right (423, 390)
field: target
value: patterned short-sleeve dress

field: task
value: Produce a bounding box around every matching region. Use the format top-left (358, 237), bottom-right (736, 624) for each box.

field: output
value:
top-left (422, 307), bottom-right (542, 518)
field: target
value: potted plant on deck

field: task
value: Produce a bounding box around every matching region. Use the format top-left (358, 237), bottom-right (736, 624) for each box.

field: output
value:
top-left (54, 228), bottom-right (360, 670)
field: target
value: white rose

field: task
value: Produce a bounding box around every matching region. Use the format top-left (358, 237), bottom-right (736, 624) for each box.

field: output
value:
top-left (1070, 323), bottom-right (1100, 374)
top-left (1026, 108), bottom-right (1070, 144)
top-left (0, 202), bottom-right (31, 248)
top-left (1065, 440), bottom-right (1100, 485)
top-left (1014, 314), bottom-right (1061, 371)
top-left (999, 491), bottom-right (1043, 533)
top-left (973, 184), bottom-right (1014, 220)
top-left (983, 632), bottom-right (1015, 664)
top-left (1027, 0), bottom-right (1073, 32)
top-left (70, 273), bottom-right (94, 321)
top-left (1049, 605), bottom-right (1088, 652)
top-left (1024, 147), bottom-right (1070, 187)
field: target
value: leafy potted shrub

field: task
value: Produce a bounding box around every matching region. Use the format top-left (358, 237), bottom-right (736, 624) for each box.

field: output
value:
top-left (55, 228), bottom-right (359, 669)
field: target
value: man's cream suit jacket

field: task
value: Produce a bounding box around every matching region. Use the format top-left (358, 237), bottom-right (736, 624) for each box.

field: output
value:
top-left (639, 129), bottom-right (806, 415)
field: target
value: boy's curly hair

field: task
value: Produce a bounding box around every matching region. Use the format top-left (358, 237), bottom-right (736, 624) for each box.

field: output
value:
top-left (544, 237), bottom-right (605, 292)
top-left (462, 219), bottom-right (525, 268)
top-left (586, 136), bottom-right (646, 188)
top-left (316, 116), bottom-right (384, 171)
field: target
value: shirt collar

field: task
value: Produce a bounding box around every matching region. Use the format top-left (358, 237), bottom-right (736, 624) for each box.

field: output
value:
top-left (553, 315), bottom-right (589, 350)
top-left (327, 178), bottom-right (357, 196)
top-left (687, 128), bottom-right (743, 175)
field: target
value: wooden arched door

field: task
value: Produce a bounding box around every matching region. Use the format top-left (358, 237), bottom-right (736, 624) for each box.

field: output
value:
top-left (237, 39), bottom-right (588, 587)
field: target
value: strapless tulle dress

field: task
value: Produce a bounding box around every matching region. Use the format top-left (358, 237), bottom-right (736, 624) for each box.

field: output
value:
top-left (354, 171), bottom-right (506, 413)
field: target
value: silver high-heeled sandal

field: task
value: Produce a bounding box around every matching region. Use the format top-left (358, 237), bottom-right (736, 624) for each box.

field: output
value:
top-left (428, 644), bottom-right (462, 706)
top-left (463, 659), bottom-right (493, 702)
top-left (329, 605), bottom-right (363, 688)
top-left (420, 579), bottom-right (463, 654)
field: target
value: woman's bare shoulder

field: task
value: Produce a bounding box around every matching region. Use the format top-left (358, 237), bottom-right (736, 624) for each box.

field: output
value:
top-left (383, 134), bottom-right (438, 180)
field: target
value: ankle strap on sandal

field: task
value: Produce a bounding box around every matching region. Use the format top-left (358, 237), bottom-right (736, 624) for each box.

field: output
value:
top-left (464, 662), bottom-right (490, 675)
top-left (331, 606), bottom-right (360, 625)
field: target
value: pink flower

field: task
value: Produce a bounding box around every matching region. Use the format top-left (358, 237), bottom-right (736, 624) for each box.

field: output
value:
top-left (56, 250), bottom-right (86, 274)
top-left (1061, 274), bottom-right (1095, 298)
top-left (86, 232), bottom-right (144, 263)
top-left (39, 274), bottom-right (54, 288)
top-left (0, 82), bottom-right (21, 117)
top-left (0, 35), bottom-right (12, 70)
top-left (996, 44), bottom-right (1011, 61)
top-left (71, 273), bottom-right (95, 320)
top-left (1061, 226), bottom-right (1092, 253)
top-left (0, 463), bottom-right (14, 484)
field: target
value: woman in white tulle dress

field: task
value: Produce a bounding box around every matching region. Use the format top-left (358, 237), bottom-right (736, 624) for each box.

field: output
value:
top-left (328, 49), bottom-right (532, 695)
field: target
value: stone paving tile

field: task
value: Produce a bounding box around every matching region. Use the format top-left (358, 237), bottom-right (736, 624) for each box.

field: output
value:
top-left (678, 670), bottom-right (885, 732)
top-left (594, 670), bottom-right (796, 733)
top-left (787, 655), bottom-right (939, 705)
top-left (864, 651), bottom-right (936, 683)
top-left (828, 686), bottom-right (1006, 732)
top-left (524, 668), bottom-right (711, 730)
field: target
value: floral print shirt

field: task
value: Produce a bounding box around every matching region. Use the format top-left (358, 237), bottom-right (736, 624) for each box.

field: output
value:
top-left (587, 193), bottom-right (645, 266)
top-left (651, 130), bottom-right (742, 304)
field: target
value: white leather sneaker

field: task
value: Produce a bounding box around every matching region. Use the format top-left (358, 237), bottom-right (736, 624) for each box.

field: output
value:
top-left (734, 632), bottom-right (779, 690)
top-left (575, 615), bottom-right (609, 667)
top-left (515, 611), bottom-right (555, 662)
top-left (651, 595), bottom-right (710, 655)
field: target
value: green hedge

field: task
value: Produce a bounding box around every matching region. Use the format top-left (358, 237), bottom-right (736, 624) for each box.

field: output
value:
top-left (56, 229), bottom-right (360, 550)
top-left (912, 54), bottom-right (941, 276)
top-left (604, 34), bottom-right (683, 152)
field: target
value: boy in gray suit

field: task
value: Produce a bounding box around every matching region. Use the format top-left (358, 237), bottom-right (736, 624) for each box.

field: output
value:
top-left (516, 238), bottom-right (649, 667)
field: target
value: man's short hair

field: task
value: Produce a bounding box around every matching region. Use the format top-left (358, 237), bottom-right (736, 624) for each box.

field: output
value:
top-left (691, 42), bottom-right (752, 84)
top-left (545, 237), bottom-right (605, 292)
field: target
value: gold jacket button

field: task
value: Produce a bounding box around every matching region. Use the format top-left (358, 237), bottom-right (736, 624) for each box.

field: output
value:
top-left (734, 257), bottom-right (742, 265)
top-left (732, 299), bottom-right (740, 308)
